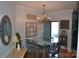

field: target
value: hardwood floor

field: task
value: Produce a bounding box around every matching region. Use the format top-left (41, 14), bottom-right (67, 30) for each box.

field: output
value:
top-left (59, 49), bottom-right (76, 58)
top-left (24, 49), bottom-right (76, 58)
top-left (24, 50), bottom-right (48, 58)
top-left (24, 51), bottom-right (43, 58)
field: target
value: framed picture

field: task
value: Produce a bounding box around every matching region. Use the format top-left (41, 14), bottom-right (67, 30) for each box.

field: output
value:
top-left (60, 20), bottom-right (69, 29)
top-left (26, 14), bottom-right (36, 20)
top-left (26, 22), bottom-right (37, 38)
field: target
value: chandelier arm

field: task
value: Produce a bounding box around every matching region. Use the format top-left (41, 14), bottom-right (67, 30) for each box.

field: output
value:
top-left (43, 4), bottom-right (45, 15)
top-left (37, 4), bottom-right (48, 23)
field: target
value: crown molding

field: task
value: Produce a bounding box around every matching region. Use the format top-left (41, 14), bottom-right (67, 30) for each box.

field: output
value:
top-left (16, 5), bottom-right (41, 14)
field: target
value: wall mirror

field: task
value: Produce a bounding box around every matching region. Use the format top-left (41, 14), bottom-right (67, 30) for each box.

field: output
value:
top-left (0, 15), bottom-right (12, 45)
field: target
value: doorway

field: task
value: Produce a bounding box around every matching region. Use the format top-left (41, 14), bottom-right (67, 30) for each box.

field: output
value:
top-left (43, 21), bottom-right (59, 43)
top-left (51, 21), bottom-right (59, 43)
top-left (48, 21), bottom-right (59, 58)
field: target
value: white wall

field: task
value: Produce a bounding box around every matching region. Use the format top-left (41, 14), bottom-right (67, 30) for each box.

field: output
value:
top-left (0, 2), bottom-right (16, 57)
top-left (16, 6), bottom-right (44, 48)
top-left (48, 9), bottom-right (73, 51)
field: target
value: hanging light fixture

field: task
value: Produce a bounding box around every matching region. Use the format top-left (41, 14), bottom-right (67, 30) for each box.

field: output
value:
top-left (37, 4), bottom-right (48, 23)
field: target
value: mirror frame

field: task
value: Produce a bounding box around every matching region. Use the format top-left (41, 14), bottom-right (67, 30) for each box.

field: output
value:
top-left (0, 15), bottom-right (12, 45)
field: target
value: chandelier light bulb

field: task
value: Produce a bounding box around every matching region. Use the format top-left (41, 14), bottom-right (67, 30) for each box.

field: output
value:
top-left (37, 4), bottom-right (48, 23)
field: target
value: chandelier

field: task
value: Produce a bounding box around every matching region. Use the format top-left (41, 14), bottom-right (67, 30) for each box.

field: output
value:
top-left (37, 4), bottom-right (48, 23)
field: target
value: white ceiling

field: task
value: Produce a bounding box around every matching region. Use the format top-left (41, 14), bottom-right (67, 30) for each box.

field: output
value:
top-left (16, 1), bottom-right (77, 12)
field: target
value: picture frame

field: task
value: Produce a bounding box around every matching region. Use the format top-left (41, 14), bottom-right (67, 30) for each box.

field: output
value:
top-left (60, 20), bottom-right (69, 29)
top-left (26, 22), bottom-right (37, 38)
